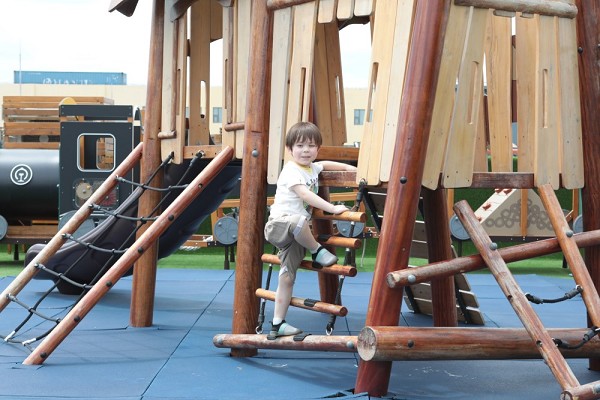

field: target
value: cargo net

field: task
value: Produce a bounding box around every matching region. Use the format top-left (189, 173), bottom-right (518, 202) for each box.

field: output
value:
top-left (1, 151), bottom-right (205, 350)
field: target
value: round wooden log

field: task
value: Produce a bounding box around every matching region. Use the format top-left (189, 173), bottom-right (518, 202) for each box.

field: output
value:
top-left (358, 326), bottom-right (600, 361)
top-left (312, 209), bottom-right (366, 223)
top-left (266, 0), bottom-right (313, 11)
top-left (223, 121), bottom-right (244, 132)
top-left (386, 229), bottom-right (600, 288)
top-left (316, 234), bottom-right (362, 250)
top-left (454, 0), bottom-right (577, 19)
top-left (214, 333), bottom-right (357, 352)
top-left (255, 288), bottom-right (348, 316)
top-left (261, 253), bottom-right (357, 277)
top-left (563, 380), bottom-right (600, 400)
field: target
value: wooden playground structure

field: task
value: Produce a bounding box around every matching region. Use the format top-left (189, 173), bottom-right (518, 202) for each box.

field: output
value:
top-left (1, 0), bottom-right (600, 399)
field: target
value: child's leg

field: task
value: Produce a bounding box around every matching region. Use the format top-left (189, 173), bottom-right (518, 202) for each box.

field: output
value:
top-left (292, 216), bottom-right (338, 267)
top-left (272, 270), bottom-right (293, 324)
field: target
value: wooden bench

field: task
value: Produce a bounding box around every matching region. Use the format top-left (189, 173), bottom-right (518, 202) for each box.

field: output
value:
top-left (2, 96), bottom-right (114, 149)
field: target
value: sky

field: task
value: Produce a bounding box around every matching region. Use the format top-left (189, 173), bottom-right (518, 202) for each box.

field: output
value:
top-left (0, 0), bottom-right (371, 87)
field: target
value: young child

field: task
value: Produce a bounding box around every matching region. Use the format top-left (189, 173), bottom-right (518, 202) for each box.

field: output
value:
top-left (264, 121), bottom-right (358, 338)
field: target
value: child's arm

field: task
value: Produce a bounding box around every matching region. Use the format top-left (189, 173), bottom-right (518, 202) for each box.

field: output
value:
top-left (318, 160), bottom-right (357, 172)
top-left (291, 184), bottom-right (348, 214)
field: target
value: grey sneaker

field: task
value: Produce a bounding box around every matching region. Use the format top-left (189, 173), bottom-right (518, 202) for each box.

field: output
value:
top-left (312, 246), bottom-right (337, 268)
top-left (267, 320), bottom-right (302, 339)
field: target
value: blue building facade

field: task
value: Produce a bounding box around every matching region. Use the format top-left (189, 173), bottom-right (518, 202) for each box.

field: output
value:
top-left (13, 71), bottom-right (127, 85)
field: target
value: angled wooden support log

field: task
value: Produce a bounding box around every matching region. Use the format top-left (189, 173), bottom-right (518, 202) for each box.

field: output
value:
top-left (358, 326), bottom-right (600, 361)
top-left (454, 0), bottom-right (577, 19)
top-left (22, 146), bottom-right (235, 365)
top-left (454, 200), bottom-right (587, 398)
top-left (538, 184), bottom-right (600, 327)
top-left (261, 253), bottom-right (357, 277)
top-left (0, 142), bottom-right (144, 315)
top-left (214, 333), bottom-right (358, 352)
top-left (255, 288), bottom-right (348, 316)
top-left (387, 229), bottom-right (600, 288)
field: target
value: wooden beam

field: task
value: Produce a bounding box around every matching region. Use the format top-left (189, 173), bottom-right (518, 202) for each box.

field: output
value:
top-left (214, 333), bottom-right (357, 352)
top-left (454, 0), bottom-right (577, 18)
top-left (358, 326), bottom-right (600, 361)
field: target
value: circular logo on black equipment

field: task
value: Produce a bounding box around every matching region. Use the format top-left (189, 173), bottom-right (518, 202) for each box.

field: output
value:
top-left (10, 164), bottom-right (33, 186)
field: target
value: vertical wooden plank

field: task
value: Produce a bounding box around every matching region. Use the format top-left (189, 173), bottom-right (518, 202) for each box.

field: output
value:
top-left (234, 0), bottom-right (252, 159)
top-left (485, 12), bottom-right (513, 172)
top-left (422, 3), bottom-right (470, 189)
top-left (160, 9), bottom-right (189, 162)
top-left (442, 7), bottom-right (488, 188)
top-left (556, 17), bottom-right (584, 189)
top-left (378, 0), bottom-right (415, 183)
top-left (317, 0), bottom-right (336, 23)
top-left (221, 5), bottom-right (236, 151)
top-left (189, 1), bottom-right (212, 146)
top-left (285, 2), bottom-right (318, 132)
top-left (473, 88), bottom-right (488, 172)
top-left (210, 0), bottom-right (223, 41)
top-left (356, 0), bottom-right (398, 185)
top-left (323, 22), bottom-right (348, 146)
top-left (533, 15), bottom-right (560, 189)
top-left (353, 0), bottom-right (373, 16)
top-left (515, 13), bottom-right (536, 174)
top-left (313, 23), bottom-right (335, 144)
top-left (267, 8), bottom-right (293, 184)
top-left (160, 0), bottom-right (178, 161)
top-left (337, 0), bottom-right (354, 20)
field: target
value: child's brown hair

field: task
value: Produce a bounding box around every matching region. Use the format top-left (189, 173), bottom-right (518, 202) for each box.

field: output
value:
top-left (285, 121), bottom-right (323, 149)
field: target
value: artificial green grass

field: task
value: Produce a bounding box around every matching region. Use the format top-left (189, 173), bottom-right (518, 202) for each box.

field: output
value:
top-left (0, 238), bottom-right (573, 279)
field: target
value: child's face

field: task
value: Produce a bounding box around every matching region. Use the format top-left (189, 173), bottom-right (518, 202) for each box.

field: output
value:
top-left (289, 139), bottom-right (319, 167)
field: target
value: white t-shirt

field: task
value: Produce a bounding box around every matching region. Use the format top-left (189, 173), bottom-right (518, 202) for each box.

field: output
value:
top-left (269, 161), bottom-right (324, 220)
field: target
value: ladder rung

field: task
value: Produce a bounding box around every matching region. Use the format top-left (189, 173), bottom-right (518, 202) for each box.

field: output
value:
top-left (256, 288), bottom-right (347, 317)
top-left (312, 209), bottom-right (366, 223)
top-left (261, 254), bottom-right (357, 277)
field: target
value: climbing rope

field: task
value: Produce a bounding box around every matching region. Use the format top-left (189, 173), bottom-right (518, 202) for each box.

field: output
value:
top-left (526, 285), bottom-right (583, 304)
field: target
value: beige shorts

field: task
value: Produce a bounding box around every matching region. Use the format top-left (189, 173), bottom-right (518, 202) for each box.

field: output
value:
top-left (264, 214), bottom-right (306, 283)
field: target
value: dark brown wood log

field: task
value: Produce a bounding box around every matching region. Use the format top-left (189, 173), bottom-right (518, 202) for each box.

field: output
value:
top-left (387, 229), bottom-right (600, 288)
top-left (214, 333), bottom-right (357, 352)
top-left (319, 170), bottom-right (359, 188)
top-left (255, 288), bottom-right (348, 316)
top-left (575, 0), bottom-right (600, 372)
top-left (261, 253), bottom-right (357, 277)
top-left (230, 0), bottom-right (272, 357)
top-left (358, 326), bottom-right (600, 361)
top-left (316, 146), bottom-right (360, 162)
top-left (454, 0), bottom-right (577, 18)
top-left (130, 0), bottom-right (165, 327)
top-left (23, 147), bottom-right (235, 365)
top-left (354, 1), bottom-right (451, 396)
top-left (422, 187), bottom-right (457, 326)
top-left (454, 200), bottom-right (581, 392)
top-left (538, 185), bottom-right (600, 327)
top-left (0, 143), bottom-right (143, 314)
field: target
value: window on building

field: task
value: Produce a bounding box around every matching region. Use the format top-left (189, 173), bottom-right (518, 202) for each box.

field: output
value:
top-left (354, 109), bottom-right (365, 125)
top-left (213, 107), bottom-right (223, 123)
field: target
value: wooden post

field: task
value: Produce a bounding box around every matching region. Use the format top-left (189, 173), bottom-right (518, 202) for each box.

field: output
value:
top-left (358, 326), bottom-right (600, 361)
top-left (130, 0), bottom-right (164, 327)
top-left (354, 1), bottom-right (451, 396)
top-left (575, 0), bottom-right (600, 372)
top-left (421, 187), bottom-right (457, 326)
top-left (230, 0), bottom-right (272, 357)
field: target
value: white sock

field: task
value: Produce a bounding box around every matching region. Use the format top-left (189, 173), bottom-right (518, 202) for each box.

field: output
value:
top-left (273, 318), bottom-right (283, 325)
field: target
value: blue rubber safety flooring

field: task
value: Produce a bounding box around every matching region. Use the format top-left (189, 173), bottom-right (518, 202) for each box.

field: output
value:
top-left (0, 268), bottom-right (597, 400)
